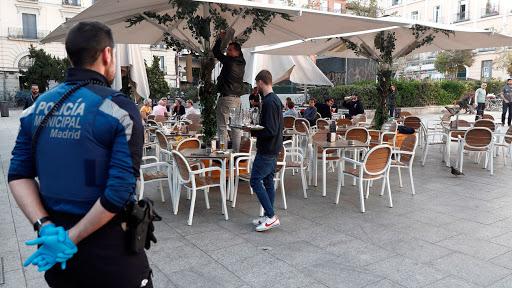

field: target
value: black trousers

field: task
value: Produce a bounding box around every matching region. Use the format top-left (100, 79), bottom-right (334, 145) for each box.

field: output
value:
top-left (476, 103), bottom-right (485, 120)
top-left (388, 106), bottom-right (395, 118)
top-left (502, 102), bottom-right (512, 125)
top-left (44, 212), bottom-right (152, 288)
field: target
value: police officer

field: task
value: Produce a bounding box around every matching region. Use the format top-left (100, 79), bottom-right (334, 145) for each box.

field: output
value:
top-left (8, 21), bottom-right (152, 287)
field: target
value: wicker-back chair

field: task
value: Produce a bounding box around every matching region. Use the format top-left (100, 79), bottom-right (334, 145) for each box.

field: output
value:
top-left (474, 119), bottom-right (496, 132)
top-left (456, 127), bottom-right (494, 175)
top-left (171, 150), bottom-right (228, 225)
top-left (337, 145), bottom-right (393, 213)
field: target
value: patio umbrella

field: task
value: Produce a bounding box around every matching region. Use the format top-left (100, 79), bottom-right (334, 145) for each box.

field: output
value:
top-left (252, 18), bottom-right (512, 57)
top-left (112, 44), bottom-right (150, 100)
top-left (41, 0), bottom-right (403, 51)
top-left (214, 49), bottom-right (333, 86)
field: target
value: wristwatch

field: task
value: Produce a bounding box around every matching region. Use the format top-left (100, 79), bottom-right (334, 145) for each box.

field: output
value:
top-left (33, 216), bottom-right (51, 232)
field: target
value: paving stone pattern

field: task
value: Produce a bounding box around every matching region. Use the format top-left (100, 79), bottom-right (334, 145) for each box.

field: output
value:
top-left (1, 110), bottom-right (512, 287)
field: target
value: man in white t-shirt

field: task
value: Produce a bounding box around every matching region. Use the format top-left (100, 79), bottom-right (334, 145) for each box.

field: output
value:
top-left (184, 100), bottom-right (199, 117)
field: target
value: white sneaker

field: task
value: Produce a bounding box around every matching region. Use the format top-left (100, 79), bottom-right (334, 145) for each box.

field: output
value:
top-left (252, 216), bottom-right (267, 226)
top-left (255, 216), bottom-right (280, 232)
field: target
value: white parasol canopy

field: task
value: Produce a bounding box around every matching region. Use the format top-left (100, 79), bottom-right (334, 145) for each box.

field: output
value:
top-left (215, 49), bottom-right (332, 86)
top-left (253, 18), bottom-right (512, 58)
top-left (112, 44), bottom-right (150, 99)
top-left (42, 0), bottom-right (403, 51)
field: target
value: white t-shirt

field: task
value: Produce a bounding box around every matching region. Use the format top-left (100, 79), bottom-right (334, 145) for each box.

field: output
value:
top-left (185, 106), bottom-right (199, 116)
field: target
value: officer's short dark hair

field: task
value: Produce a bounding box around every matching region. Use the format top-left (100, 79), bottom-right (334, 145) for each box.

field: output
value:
top-left (65, 21), bottom-right (114, 68)
top-left (255, 70), bottom-right (272, 85)
top-left (508, 78), bottom-right (512, 82)
top-left (228, 42), bottom-right (242, 53)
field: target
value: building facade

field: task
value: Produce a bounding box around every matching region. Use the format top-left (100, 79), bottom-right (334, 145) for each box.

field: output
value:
top-left (379, 0), bottom-right (512, 80)
top-left (0, 0), bottom-right (177, 102)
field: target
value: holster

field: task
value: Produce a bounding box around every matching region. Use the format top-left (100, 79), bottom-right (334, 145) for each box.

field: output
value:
top-left (123, 198), bottom-right (162, 254)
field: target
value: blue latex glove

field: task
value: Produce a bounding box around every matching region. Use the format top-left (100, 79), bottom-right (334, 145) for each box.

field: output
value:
top-left (23, 225), bottom-right (77, 272)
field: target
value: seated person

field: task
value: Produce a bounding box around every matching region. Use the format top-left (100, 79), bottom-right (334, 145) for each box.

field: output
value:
top-left (185, 100), bottom-right (199, 117)
top-left (283, 101), bottom-right (298, 118)
top-left (172, 99), bottom-right (186, 118)
top-left (249, 87), bottom-right (261, 108)
top-left (316, 98), bottom-right (334, 119)
top-left (140, 98), bottom-right (152, 120)
top-left (342, 95), bottom-right (365, 119)
top-left (152, 99), bottom-right (168, 117)
top-left (303, 98), bottom-right (318, 126)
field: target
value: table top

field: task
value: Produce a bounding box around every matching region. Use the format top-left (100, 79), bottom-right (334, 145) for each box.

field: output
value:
top-left (181, 148), bottom-right (232, 159)
top-left (313, 138), bottom-right (368, 149)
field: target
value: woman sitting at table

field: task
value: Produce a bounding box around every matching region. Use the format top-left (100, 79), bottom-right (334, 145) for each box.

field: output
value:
top-left (283, 101), bottom-right (298, 118)
top-left (152, 99), bottom-right (168, 117)
top-left (140, 98), bottom-right (153, 120)
top-left (172, 99), bottom-right (186, 118)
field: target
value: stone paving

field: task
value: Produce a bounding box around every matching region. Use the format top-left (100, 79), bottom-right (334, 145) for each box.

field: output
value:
top-left (1, 109), bottom-right (512, 288)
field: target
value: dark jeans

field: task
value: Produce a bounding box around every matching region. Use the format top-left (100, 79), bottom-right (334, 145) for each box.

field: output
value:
top-left (502, 102), bottom-right (512, 125)
top-left (44, 212), bottom-right (152, 288)
top-left (250, 153), bottom-right (277, 218)
top-left (476, 103), bottom-right (485, 120)
top-left (388, 106), bottom-right (395, 118)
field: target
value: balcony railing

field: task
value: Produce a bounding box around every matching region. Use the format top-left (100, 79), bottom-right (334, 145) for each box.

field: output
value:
top-left (62, 0), bottom-right (81, 6)
top-left (482, 6), bottom-right (499, 18)
top-left (7, 27), bottom-right (48, 40)
top-left (453, 12), bottom-right (470, 23)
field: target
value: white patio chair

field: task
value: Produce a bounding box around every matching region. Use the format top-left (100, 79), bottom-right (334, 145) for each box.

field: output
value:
top-left (336, 144), bottom-right (393, 213)
top-left (138, 156), bottom-right (172, 203)
top-left (456, 127), bottom-right (494, 176)
top-left (390, 134), bottom-right (418, 195)
top-left (171, 150), bottom-right (228, 226)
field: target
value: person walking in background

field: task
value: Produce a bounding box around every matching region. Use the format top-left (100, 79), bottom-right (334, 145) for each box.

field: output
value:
top-left (23, 84), bottom-right (40, 109)
top-left (475, 82), bottom-right (487, 120)
top-left (213, 30), bottom-right (246, 151)
top-left (342, 94), bottom-right (365, 119)
top-left (248, 70), bottom-right (283, 232)
top-left (283, 101), bottom-right (298, 118)
top-left (140, 98), bottom-right (153, 120)
top-left (388, 85), bottom-right (397, 118)
top-left (303, 98), bottom-right (318, 126)
top-left (8, 21), bottom-right (152, 287)
top-left (501, 79), bottom-right (512, 126)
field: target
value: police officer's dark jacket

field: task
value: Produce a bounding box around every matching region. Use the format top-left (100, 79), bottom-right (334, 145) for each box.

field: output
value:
top-left (8, 68), bottom-right (143, 215)
top-left (213, 38), bottom-right (246, 97)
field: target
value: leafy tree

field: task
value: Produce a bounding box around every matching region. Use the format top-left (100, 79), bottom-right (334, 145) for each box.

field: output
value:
top-left (20, 45), bottom-right (69, 93)
top-left (434, 50), bottom-right (475, 79)
top-left (346, 0), bottom-right (381, 17)
top-left (145, 56), bottom-right (170, 100)
top-left (494, 51), bottom-right (512, 77)
top-left (340, 25), bottom-right (452, 128)
top-left (127, 0), bottom-right (291, 143)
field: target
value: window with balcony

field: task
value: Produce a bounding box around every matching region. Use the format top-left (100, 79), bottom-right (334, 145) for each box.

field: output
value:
top-left (454, 1), bottom-right (469, 23)
top-left (433, 6), bottom-right (441, 22)
top-left (482, 0), bottom-right (499, 18)
top-left (333, 2), bottom-right (342, 14)
top-left (411, 11), bottom-right (419, 20)
top-left (320, 0), bottom-right (328, 12)
top-left (62, 0), bottom-right (80, 6)
top-left (481, 60), bottom-right (493, 79)
top-left (22, 13), bottom-right (37, 39)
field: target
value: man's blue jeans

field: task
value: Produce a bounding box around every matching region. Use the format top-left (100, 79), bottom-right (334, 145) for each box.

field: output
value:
top-left (250, 154), bottom-right (277, 218)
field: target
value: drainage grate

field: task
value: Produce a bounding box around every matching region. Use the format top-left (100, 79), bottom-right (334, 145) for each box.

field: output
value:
top-left (0, 256), bottom-right (4, 285)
